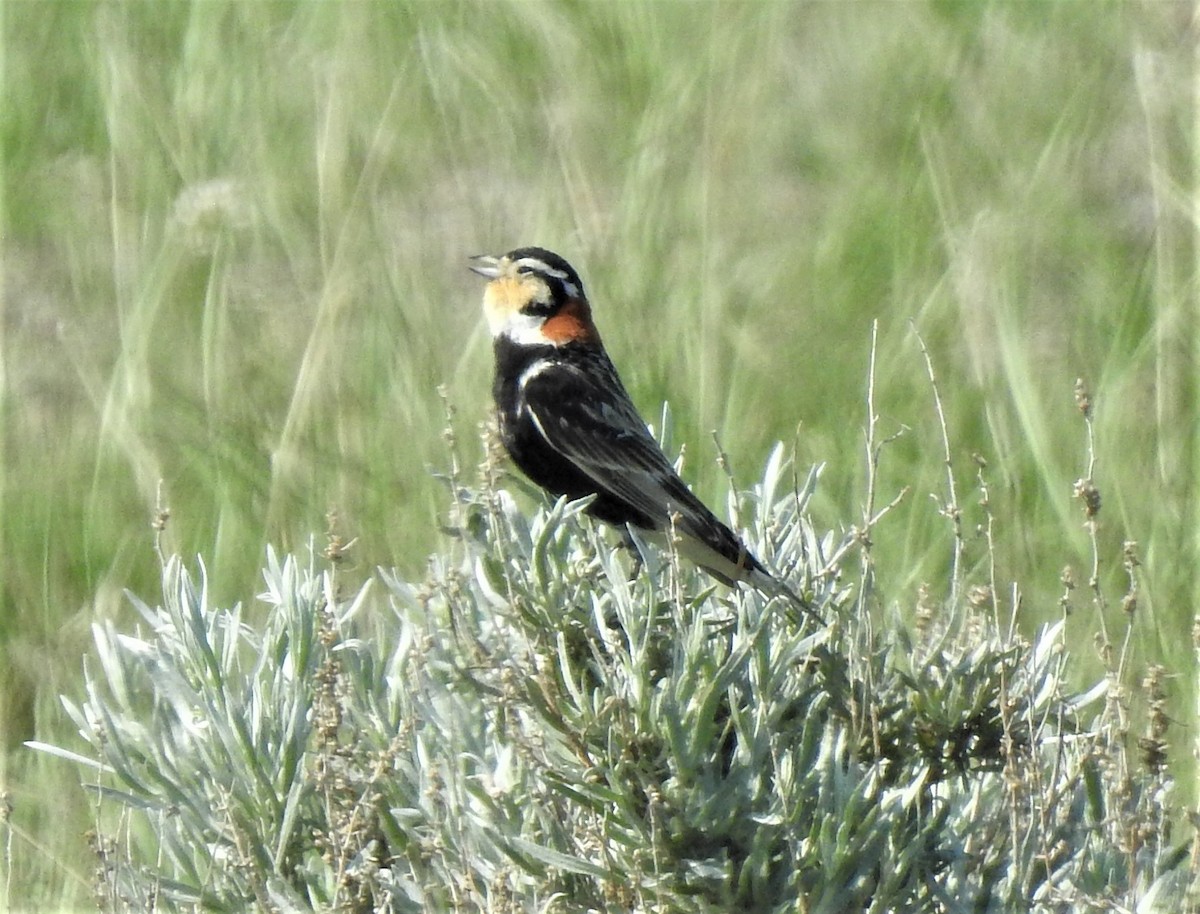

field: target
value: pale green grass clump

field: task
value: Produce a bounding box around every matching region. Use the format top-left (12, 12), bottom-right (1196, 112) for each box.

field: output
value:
top-left (29, 437), bottom-right (1197, 912)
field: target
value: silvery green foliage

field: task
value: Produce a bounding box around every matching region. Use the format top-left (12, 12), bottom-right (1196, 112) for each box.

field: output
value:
top-left (37, 448), bottom-right (1193, 912)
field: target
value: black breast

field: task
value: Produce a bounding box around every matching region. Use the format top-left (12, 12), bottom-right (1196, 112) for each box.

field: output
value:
top-left (491, 338), bottom-right (650, 527)
top-left (492, 339), bottom-right (596, 500)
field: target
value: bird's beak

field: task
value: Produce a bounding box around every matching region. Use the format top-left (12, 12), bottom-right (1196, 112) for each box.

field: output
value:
top-left (468, 254), bottom-right (502, 279)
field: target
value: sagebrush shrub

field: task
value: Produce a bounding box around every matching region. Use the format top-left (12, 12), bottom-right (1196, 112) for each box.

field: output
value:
top-left (36, 445), bottom-right (1196, 912)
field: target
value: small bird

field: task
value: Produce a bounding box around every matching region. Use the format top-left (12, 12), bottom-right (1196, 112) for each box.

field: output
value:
top-left (470, 246), bottom-right (810, 613)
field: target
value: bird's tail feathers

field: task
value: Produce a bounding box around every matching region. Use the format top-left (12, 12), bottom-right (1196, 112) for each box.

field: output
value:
top-left (745, 565), bottom-right (823, 625)
top-left (670, 531), bottom-right (823, 625)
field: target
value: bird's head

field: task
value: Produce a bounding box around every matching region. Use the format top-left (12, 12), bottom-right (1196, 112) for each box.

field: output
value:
top-left (470, 247), bottom-right (600, 347)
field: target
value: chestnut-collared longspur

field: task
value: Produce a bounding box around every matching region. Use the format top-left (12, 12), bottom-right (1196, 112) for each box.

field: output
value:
top-left (470, 246), bottom-right (809, 612)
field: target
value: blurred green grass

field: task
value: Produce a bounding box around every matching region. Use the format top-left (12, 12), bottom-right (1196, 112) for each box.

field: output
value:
top-left (2, 0), bottom-right (1194, 905)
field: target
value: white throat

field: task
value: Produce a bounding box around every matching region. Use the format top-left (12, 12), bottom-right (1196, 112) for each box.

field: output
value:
top-left (492, 310), bottom-right (552, 347)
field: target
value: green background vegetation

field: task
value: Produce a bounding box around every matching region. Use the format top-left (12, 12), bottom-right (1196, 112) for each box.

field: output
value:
top-left (2, 0), bottom-right (1195, 907)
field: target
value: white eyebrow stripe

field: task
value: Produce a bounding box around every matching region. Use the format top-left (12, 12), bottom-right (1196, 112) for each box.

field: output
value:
top-left (514, 257), bottom-right (568, 280)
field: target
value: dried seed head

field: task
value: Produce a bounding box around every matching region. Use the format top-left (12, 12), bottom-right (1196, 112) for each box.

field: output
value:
top-left (151, 507), bottom-right (170, 533)
top-left (1059, 565), bottom-right (1077, 613)
top-left (967, 584), bottom-right (993, 612)
top-left (1074, 378), bottom-right (1092, 418)
top-left (1122, 541), bottom-right (1140, 569)
top-left (168, 177), bottom-right (254, 253)
top-left (323, 509), bottom-right (357, 564)
top-left (151, 479), bottom-right (171, 533)
top-left (1143, 664), bottom-right (1169, 738)
top-left (1073, 478), bottom-right (1102, 518)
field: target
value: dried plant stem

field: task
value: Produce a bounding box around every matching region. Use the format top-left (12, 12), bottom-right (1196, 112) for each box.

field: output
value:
top-left (862, 320), bottom-right (882, 543)
top-left (850, 321), bottom-right (910, 593)
top-left (711, 430), bottom-right (740, 533)
top-left (973, 455), bottom-right (1006, 634)
top-left (151, 478), bottom-right (171, 568)
top-left (912, 324), bottom-right (964, 613)
top-left (438, 385), bottom-right (465, 531)
top-left (819, 486), bottom-right (908, 581)
top-left (1073, 379), bottom-right (1113, 658)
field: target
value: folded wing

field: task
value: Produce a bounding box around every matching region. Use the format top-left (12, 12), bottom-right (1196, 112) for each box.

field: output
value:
top-left (520, 355), bottom-right (743, 556)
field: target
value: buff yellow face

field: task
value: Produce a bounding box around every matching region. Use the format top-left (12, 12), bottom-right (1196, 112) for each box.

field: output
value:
top-left (470, 251), bottom-right (597, 346)
top-left (472, 255), bottom-right (556, 337)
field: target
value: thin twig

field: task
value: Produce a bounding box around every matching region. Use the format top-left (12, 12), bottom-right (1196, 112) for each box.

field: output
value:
top-left (912, 322), bottom-right (964, 611)
top-left (853, 322), bottom-right (910, 600)
top-left (151, 479), bottom-right (170, 568)
top-left (1073, 378), bottom-right (1111, 653)
top-left (711, 430), bottom-right (739, 532)
top-left (819, 485), bottom-right (910, 580)
top-left (863, 320), bottom-right (881, 535)
top-left (973, 453), bottom-right (1005, 634)
top-left (851, 322), bottom-right (886, 753)
top-left (854, 316), bottom-right (879, 730)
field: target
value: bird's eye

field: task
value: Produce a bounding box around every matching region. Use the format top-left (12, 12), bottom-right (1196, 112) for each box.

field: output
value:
top-left (516, 265), bottom-right (535, 276)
